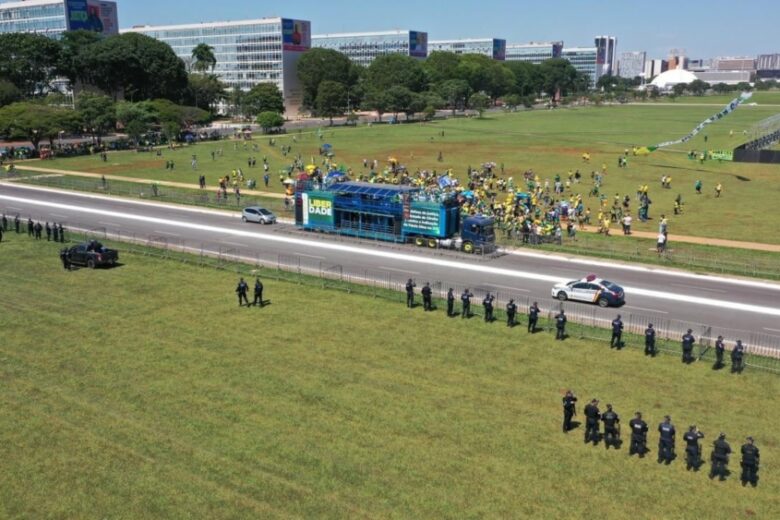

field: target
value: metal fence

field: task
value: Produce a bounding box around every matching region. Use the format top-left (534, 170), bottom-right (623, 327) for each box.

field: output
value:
top-left (3, 204), bottom-right (779, 374)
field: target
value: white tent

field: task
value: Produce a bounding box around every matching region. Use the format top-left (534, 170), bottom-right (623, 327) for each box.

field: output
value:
top-left (650, 69), bottom-right (698, 90)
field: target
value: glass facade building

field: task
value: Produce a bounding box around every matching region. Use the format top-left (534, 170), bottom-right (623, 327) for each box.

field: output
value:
top-left (595, 35), bottom-right (618, 79)
top-left (123, 18), bottom-right (311, 115)
top-left (618, 51), bottom-right (646, 79)
top-left (429, 38), bottom-right (506, 60)
top-left (312, 30), bottom-right (428, 67)
top-left (0, 0), bottom-right (118, 37)
top-left (562, 47), bottom-right (598, 86)
top-left (505, 42), bottom-right (563, 64)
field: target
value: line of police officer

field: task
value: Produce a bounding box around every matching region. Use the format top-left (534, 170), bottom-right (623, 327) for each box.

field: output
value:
top-left (562, 391), bottom-right (760, 486)
top-left (1, 214), bottom-right (66, 243)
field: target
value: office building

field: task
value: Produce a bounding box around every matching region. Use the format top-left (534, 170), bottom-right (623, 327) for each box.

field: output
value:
top-left (595, 35), bottom-right (617, 78)
top-left (757, 54), bottom-right (780, 79)
top-left (713, 57), bottom-right (756, 72)
top-left (687, 58), bottom-right (711, 72)
top-left (695, 71), bottom-right (753, 85)
top-left (562, 47), bottom-right (598, 86)
top-left (0, 0), bottom-right (118, 37)
top-left (312, 30), bottom-right (428, 67)
top-left (505, 41), bottom-right (563, 64)
top-left (644, 59), bottom-right (668, 80)
top-left (124, 18), bottom-right (311, 115)
top-left (618, 51), bottom-right (646, 79)
top-left (429, 38), bottom-right (506, 60)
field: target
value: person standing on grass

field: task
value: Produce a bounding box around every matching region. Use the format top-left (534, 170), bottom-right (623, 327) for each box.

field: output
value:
top-left (14, 215), bottom-right (20, 234)
top-left (731, 340), bottom-right (745, 373)
top-left (235, 277), bottom-right (249, 307)
top-left (740, 437), bottom-right (760, 487)
top-left (710, 433), bottom-right (731, 481)
top-left (715, 183), bottom-right (722, 198)
top-left (657, 415), bottom-right (676, 464)
top-left (644, 323), bottom-right (656, 356)
top-left (555, 310), bottom-right (567, 340)
top-left (562, 390), bottom-right (577, 433)
top-left (0, 225), bottom-right (3, 243)
top-left (683, 425), bottom-right (705, 471)
top-left (656, 232), bottom-right (667, 254)
top-left (629, 412), bottom-right (648, 457)
top-left (446, 288), bottom-right (455, 317)
top-left (422, 282), bottom-right (432, 311)
top-left (461, 289), bottom-right (473, 318)
top-left (253, 278), bottom-right (264, 307)
top-left (583, 399), bottom-right (601, 445)
top-left (528, 302), bottom-right (540, 333)
top-left (681, 329), bottom-right (695, 364)
top-left (506, 299), bottom-right (517, 327)
top-left (27, 218), bottom-right (33, 237)
top-left (1, 214), bottom-right (7, 231)
top-left (405, 279), bottom-right (416, 308)
top-left (714, 336), bottom-right (725, 369)
top-left (622, 213), bottom-right (632, 235)
top-left (34, 222), bottom-right (42, 240)
top-left (610, 315), bottom-right (624, 349)
top-left (695, 179), bottom-right (702, 195)
top-left (58, 223), bottom-right (65, 243)
top-left (601, 404), bottom-right (620, 449)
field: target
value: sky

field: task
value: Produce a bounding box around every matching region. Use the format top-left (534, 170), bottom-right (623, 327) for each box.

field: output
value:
top-left (114, 0), bottom-right (778, 59)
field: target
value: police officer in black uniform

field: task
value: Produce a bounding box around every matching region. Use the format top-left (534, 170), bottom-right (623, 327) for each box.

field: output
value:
top-left (583, 398), bottom-right (601, 445)
top-left (710, 433), bottom-right (731, 481)
top-left (446, 288), bottom-right (455, 317)
top-left (681, 329), bottom-right (695, 364)
top-left (731, 340), bottom-right (745, 374)
top-left (27, 218), bottom-right (33, 237)
top-left (482, 292), bottom-right (494, 322)
top-left (528, 301), bottom-right (539, 333)
top-left (34, 221), bottom-right (42, 240)
top-left (405, 278), bottom-right (416, 308)
top-left (683, 425), bottom-right (704, 471)
top-left (657, 415), bottom-right (676, 464)
top-left (461, 289), bottom-right (473, 318)
top-left (610, 314), bottom-right (624, 349)
top-left (58, 223), bottom-right (65, 242)
top-left (235, 277), bottom-right (249, 306)
top-left (0, 225), bottom-right (4, 242)
top-left (59, 247), bottom-right (71, 270)
top-left (714, 335), bottom-right (725, 370)
top-left (601, 404), bottom-right (620, 449)
top-left (644, 323), bottom-right (656, 356)
top-left (562, 390), bottom-right (577, 433)
top-left (253, 277), bottom-right (264, 307)
top-left (422, 282), bottom-right (432, 311)
top-left (740, 437), bottom-right (760, 487)
top-left (506, 299), bottom-right (517, 327)
top-left (629, 411), bottom-right (648, 457)
top-left (45, 222), bottom-right (51, 241)
top-left (555, 309), bottom-right (567, 340)
top-left (1, 213), bottom-right (6, 231)
top-left (14, 214), bottom-right (20, 234)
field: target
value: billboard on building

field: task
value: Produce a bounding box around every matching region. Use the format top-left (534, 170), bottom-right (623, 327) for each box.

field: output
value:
top-left (301, 192), bottom-right (335, 228)
top-left (282, 19), bottom-right (311, 52)
top-left (492, 39), bottom-right (506, 61)
top-left (65, 0), bottom-right (119, 35)
top-left (409, 31), bottom-right (428, 58)
top-left (552, 42), bottom-right (563, 59)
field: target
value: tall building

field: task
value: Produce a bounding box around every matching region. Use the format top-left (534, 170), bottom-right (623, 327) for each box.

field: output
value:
top-left (562, 47), bottom-right (598, 86)
top-left (713, 57), bottom-right (756, 72)
top-left (0, 0), bottom-right (119, 37)
top-left (594, 35), bottom-right (617, 78)
top-left (505, 41), bottom-right (563, 64)
top-left (757, 54), bottom-right (780, 79)
top-left (618, 51), bottom-right (646, 79)
top-left (429, 38), bottom-right (506, 60)
top-left (644, 59), bottom-right (668, 80)
top-left (312, 30), bottom-right (428, 67)
top-left (123, 18), bottom-right (311, 115)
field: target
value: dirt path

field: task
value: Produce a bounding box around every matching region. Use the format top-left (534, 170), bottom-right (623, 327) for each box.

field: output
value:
top-left (12, 165), bottom-right (780, 253)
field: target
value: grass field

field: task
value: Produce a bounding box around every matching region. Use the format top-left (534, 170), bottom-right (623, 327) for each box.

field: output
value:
top-left (39, 99), bottom-right (780, 245)
top-left (0, 238), bottom-right (778, 518)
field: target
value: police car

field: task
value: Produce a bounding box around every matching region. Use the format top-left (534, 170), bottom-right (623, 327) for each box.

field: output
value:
top-left (551, 275), bottom-right (625, 307)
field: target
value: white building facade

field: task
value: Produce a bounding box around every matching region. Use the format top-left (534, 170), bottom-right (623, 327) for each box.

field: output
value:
top-left (312, 30), bottom-right (428, 67)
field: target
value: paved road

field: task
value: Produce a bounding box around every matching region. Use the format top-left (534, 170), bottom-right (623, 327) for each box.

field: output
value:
top-left (2, 182), bottom-right (780, 347)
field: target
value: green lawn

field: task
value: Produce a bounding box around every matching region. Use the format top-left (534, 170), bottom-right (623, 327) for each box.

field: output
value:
top-left (39, 101), bottom-right (780, 245)
top-left (0, 238), bottom-right (777, 518)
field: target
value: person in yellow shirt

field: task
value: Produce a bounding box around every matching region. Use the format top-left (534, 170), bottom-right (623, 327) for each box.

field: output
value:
top-left (715, 183), bottom-right (722, 198)
top-left (603, 217), bottom-right (611, 236)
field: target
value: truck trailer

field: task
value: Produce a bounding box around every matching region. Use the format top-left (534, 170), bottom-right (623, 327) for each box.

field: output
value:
top-left (295, 180), bottom-right (495, 253)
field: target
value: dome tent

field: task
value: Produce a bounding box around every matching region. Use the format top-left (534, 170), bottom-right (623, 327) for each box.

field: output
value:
top-left (650, 69), bottom-right (698, 90)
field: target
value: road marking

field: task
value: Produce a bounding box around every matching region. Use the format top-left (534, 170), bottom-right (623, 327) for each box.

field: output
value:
top-left (153, 230), bottom-right (180, 237)
top-left (51, 213), bottom-right (69, 219)
top-left (671, 283), bottom-right (727, 294)
top-left (763, 327), bottom-right (780, 333)
top-left (221, 241), bottom-right (247, 248)
top-left (624, 305), bottom-right (669, 314)
top-left (3, 192), bottom-right (780, 318)
top-left (295, 252), bottom-right (326, 260)
top-left (484, 283), bottom-right (530, 293)
top-left (98, 221), bottom-right (122, 227)
top-left (379, 266), bottom-right (420, 275)
top-left (5, 206), bottom-right (22, 211)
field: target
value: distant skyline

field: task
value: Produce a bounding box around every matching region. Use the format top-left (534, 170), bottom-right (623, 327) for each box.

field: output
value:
top-left (104, 0), bottom-right (780, 59)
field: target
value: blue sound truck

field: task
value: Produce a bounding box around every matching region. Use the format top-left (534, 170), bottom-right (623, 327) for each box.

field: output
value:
top-left (295, 181), bottom-right (496, 253)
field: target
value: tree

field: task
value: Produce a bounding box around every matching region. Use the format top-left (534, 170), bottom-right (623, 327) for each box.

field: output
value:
top-left (0, 33), bottom-right (62, 96)
top-left (75, 92), bottom-right (116, 140)
top-left (228, 86), bottom-right (247, 119)
top-left (712, 82), bottom-right (733, 94)
top-left (0, 102), bottom-right (80, 151)
top-left (456, 54), bottom-right (493, 94)
top-left (244, 83), bottom-right (284, 115)
top-left (116, 101), bottom-right (155, 144)
top-left (361, 89), bottom-right (389, 122)
top-left (405, 92), bottom-right (427, 120)
top-left (256, 111), bottom-right (285, 133)
top-left (505, 61), bottom-right (543, 97)
top-left (437, 79), bottom-right (471, 115)
top-left (296, 48), bottom-right (353, 109)
top-left (423, 51), bottom-right (461, 85)
top-left (484, 63), bottom-right (515, 102)
top-left (539, 58), bottom-right (581, 97)
top-left (672, 83), bottom-right (687, 96)
top-left (735, 82), bottom-right (753, 92)
top-left (191, 43), bottom-right (216, 73)
top-left (186, 73), bottom-right (226, 111)
top-left (688, 79), bottom-right (710, 96)
top-left (503, 94), bottom-right (523, 111)
top-left (315, 80), bottom-right (347, 125)
top-left (365, 54), bottom-right (426, 93)
top-left (57, 30), bottom-right (102, 84)
top-left (469, 92), bottom-right (490, 118)
top-left (385, 85), bottom-right (413, 120)
top-left (0, 80), bottom-right (22, 108)
top-left (80, 33), bottom-right (188, 102)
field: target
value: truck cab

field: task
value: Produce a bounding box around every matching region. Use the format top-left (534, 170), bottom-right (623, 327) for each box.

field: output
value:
top-left (461, 215), bottom-right (495, 253)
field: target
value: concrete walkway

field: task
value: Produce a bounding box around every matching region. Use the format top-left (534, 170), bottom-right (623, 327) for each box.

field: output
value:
top-left (13, 164), bottom-right (780, 253)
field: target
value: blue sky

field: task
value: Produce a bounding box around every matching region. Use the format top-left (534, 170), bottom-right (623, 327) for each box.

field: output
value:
top-left (118, 0), bottom-right (778, 59)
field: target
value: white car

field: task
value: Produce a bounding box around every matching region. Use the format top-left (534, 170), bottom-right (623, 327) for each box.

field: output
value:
top-left (551, 275), bottom-right (625, 307)
top-left (242, 206), bottom-right (277, 224)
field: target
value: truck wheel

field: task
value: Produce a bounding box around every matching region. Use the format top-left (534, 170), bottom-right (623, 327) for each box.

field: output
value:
top-left (557, 291), bottom-right (568, 302)
top-left (598, 298), bottom-right (609, 308)
top-left (414, 237), bottom-right (425, 247)
top-left (462, 242), bottom-right (474, 254)
top-left (87, 258), bottom-right (96, 269)
top-left (427, 238), bottom-right (437, 248)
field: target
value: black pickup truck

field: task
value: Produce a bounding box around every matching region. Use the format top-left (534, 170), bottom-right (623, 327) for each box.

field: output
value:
top-left (64, 241), bottom-right (119, 268)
